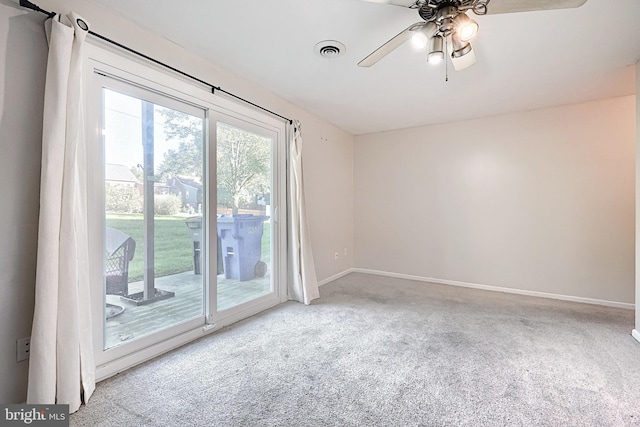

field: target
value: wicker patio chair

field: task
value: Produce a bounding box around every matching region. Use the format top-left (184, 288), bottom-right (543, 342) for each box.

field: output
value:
top-left (105, 227), bottom-right (136, 296)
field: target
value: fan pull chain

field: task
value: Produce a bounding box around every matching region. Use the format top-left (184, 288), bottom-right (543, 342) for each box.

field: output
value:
top-left (445, 37), bottom-right (449, 82)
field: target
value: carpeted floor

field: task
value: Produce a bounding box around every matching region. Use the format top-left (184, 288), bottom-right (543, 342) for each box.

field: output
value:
top-left (71, 273), bottom-right (640, 426)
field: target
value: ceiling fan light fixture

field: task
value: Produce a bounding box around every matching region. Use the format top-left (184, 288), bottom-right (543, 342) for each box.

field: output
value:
top-left (427, 35), bottom-right (444, 64)
top-left (410, 22), bottom-right (438, 50)
top-left (450, 45), bottom-right (476, 71)
top-left (428, 51), bottom-right (444, 64)
top-left (358, 0), bottom-right (589, 72)
top-left (453, 12), bottom-right (479, 42)
top-left (451, 33), bottom-right (472, 58)
top-left (411, 32), bottom-right (428, 50)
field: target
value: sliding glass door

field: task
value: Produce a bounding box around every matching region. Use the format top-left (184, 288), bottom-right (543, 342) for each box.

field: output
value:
top-left (87, 50), bottom-right (286, 375)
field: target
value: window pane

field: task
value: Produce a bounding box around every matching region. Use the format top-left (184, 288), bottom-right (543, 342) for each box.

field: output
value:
top-left (216, 122), bottom-right (272, 311)
top-left (103, 88), bottom-right (205, 350)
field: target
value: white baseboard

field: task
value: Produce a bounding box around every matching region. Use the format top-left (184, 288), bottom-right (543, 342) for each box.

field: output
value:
top-left (317, 268), bottom-right (355, 287)
top-left (633, 329), bottom-right (640, 343)
top-left (350, 268), bottom-right (635, 310)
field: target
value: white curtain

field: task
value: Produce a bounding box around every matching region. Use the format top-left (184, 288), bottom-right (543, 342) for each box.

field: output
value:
top-left (27, 13), bottom-right (95, 413)
top-left (288, 121), bottom-right (320, 304)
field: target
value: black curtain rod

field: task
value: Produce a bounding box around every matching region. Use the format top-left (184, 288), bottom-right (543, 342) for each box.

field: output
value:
top-left (20, 0), bottom-right (294, 126)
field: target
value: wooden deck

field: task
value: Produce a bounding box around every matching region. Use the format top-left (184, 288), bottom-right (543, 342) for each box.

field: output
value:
top-left (104, 271), bottom-right (270, 349)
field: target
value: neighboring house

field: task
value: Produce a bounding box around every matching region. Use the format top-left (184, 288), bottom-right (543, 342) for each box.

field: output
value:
top-left (153, 182), bottom-right (170, 195)
top-left (106, 163), bottom-right (170, 195)
top-left (167, 176), bottom-right (202, 207)
top-left (105, 163), bottom-right (139, 188)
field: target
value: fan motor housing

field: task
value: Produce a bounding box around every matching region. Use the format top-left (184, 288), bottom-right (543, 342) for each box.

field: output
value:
top-left (418, 0), bottom-right (487, 21)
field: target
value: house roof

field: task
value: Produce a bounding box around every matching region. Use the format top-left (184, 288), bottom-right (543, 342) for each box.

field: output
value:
top-left (172, 176), bottom-right (202, 189)
top-left (106, 163), bottom-right (139, 183)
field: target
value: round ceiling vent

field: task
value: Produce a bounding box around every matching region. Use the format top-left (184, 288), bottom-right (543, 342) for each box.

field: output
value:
top-left (314, 40), bottom-right (346, 59)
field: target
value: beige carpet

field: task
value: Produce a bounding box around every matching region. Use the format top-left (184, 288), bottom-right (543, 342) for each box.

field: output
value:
top-left (71, 273), bottom-right (640, 426)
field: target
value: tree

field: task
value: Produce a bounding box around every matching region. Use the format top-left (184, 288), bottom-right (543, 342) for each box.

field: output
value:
top-left (130, 165), bottom-right (143, 182)
top-left (158, 109), bottom-right (270, 214)
top-left (157, 109), bottom-right (204, 180)
top-left (217, 123), bottom-right (270, 213)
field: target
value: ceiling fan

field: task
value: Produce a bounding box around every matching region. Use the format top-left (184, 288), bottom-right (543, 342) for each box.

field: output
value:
top-left (358, 0), bottom-right (587, 71)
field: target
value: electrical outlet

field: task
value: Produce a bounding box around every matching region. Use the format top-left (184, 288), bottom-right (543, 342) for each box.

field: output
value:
top-left (344, 248), bottom-right (348, 256)
top-left (334, 252), bottom-right (339, 260)
top-left (17, 337), bottom-right (30, 362)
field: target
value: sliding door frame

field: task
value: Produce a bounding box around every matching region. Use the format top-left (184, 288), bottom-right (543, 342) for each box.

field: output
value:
top-left (207, 110), bottom-right (288, 326)
top-left (85, 42), bottom-right (288, 381)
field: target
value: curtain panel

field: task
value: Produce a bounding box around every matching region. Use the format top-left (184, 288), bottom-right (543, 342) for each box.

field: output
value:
top-left (27, 12), bottom-right (95, 413)
top-left (288, 121), bottom-right (320, 305)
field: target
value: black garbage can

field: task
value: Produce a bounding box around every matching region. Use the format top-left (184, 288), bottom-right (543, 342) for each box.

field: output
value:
top-left (184, 216), bottom-right (223, 275)
top-left (216, 214), bottom-right (268, 281)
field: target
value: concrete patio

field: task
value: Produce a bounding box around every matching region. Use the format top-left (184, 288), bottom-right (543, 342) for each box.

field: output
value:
top-left (105, 271), bottom-right (270, 349)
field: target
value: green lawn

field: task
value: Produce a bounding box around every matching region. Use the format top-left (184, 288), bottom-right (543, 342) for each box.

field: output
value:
top-left (107, 213), bottom-right (271, 282)
top-left (107, 213), bottom-right (192, 281)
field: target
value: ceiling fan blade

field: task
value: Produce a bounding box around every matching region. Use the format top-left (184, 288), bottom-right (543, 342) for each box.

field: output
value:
top-left (359, 0), bottom-right (418, 8)
top-left (358, 22), bottom-right (425, 67)
top-left (486, 0), bottom-right (587, 14)
top-left (450, 45), bottom-right (476, 71)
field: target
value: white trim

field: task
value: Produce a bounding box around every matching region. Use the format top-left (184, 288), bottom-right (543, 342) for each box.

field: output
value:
top-left (96, 325), bottom-right (216, 382)
top-left (318, 268), bottom-right (355, 287)
top-left (350, 268), bottom-right (635, 310)
top-left (633, 329), bottom-right (640, 343)
top-left (215, 299), bottom-right (282, 329)
top-left (96, 297), bottom-right (282, 381)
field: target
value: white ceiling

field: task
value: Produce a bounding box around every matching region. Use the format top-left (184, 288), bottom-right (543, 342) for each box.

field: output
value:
top-left (91, 0), bottom-right (640, 135)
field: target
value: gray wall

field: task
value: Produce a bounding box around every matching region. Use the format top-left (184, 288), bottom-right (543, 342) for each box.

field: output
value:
top-left (355, 96), bottom-right (636, 305)
top-left (0, 1), bottom-right (47, 403)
